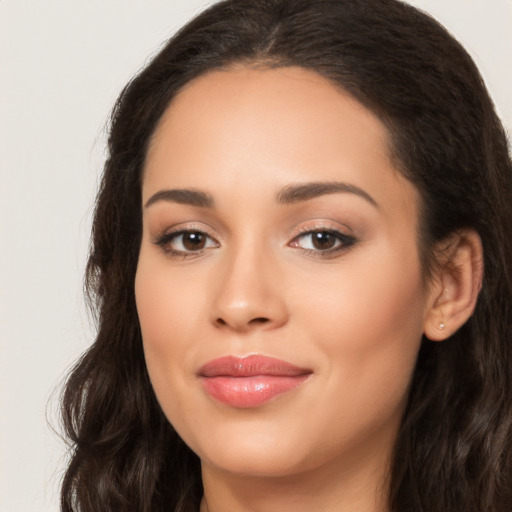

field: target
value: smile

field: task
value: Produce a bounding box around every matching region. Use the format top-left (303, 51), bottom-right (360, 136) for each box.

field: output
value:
top-left (198, 355), bottom-right (312, 408)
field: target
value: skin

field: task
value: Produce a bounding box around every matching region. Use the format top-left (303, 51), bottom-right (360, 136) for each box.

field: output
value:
top-left (135, 66), bottom-right (444, 512)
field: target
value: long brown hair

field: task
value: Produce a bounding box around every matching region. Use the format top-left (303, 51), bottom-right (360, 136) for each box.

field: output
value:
top-left (61, 1), bottom-right (512, 510)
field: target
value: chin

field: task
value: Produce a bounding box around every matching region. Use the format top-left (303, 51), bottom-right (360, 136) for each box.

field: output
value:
top-left (200, 445), bottom-right (307, 478)
top-left (182, 417), bottom-right (313, 478)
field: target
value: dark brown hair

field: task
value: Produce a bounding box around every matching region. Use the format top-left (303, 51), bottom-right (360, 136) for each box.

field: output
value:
top-left (61, 1), bottom-right (512, 510)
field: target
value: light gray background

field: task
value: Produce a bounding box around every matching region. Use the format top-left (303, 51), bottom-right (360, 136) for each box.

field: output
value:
top-left (1, 1), bottom-right (510, 511)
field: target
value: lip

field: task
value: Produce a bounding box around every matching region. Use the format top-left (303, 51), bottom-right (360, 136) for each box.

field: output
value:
top-left (198, 355), bottom-right (312, 408)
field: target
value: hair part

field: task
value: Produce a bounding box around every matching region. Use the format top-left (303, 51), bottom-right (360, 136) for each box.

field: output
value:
top-left (61, 1), bottom-right (512, 510)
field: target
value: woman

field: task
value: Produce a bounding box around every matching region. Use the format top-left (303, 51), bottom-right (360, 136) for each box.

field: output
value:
top-left (61, 0), bottom-right (512, 510)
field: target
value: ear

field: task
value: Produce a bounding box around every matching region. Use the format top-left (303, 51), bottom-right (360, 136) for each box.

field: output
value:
top-left (423, 229), bottom-right (483, 341)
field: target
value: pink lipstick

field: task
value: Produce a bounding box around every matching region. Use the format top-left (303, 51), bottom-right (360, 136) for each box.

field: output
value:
top-left (198, 355), bottom-right (312, 408)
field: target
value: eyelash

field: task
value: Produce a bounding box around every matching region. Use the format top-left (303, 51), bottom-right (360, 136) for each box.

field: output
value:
top-left (153, 227), bottom-right (357, 259)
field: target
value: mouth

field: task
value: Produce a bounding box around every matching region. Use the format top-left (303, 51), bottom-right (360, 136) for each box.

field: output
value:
top-left (198, 355), bottom-right (312, 408)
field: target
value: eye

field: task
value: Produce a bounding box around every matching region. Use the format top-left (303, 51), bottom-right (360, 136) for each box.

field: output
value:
top-left (154, 229), bottom-right (219, 255)
top-left (290, 229), bottom-right (356, 254)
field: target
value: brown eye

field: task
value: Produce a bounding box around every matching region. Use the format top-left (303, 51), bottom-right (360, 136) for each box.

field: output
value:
top-left (181, 232), bottom-right (206, 250)
top-left (311, 231), bottom-right (337, 250)
top-left (155, 229), bottom-right (219, 254)
top-left (290, 229), bottom-right (357, 254)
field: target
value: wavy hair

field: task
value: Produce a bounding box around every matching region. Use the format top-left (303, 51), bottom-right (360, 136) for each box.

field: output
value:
top-left (61, 1), bottom-right (512, 510)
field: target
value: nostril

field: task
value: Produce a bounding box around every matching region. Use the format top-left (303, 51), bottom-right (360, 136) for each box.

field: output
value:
top-left (249, 317), bottom-right (270, 325)
top-left (215, 316), bottom-right (270, 328)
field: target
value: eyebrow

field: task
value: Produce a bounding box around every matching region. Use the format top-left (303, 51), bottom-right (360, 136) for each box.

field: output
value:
top-left (144, 181), bottom-right (378, 209)
top-left (145, 188), bottom-right (214, 208)
top-left (276, 181), bottom-right (378, 208)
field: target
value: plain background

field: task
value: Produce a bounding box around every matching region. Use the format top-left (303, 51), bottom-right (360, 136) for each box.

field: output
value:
top-left (1, 1), bottom-right (510, 510)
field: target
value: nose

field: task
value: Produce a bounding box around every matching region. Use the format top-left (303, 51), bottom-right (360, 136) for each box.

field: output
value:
top-left (210, 245), bottom-right (289, 333)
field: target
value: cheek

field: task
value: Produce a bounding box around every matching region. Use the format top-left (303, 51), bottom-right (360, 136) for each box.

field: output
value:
top-left (295, 247), bottom-right (425, 343)
top-left (134, 254), bottom-right (205, 412)
top-left (294, 247), bottom-right (426, 433)
top-left (135, 249), bottom-right (206, 353)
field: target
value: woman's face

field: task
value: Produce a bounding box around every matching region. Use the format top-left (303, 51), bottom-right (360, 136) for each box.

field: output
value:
top-left (136, 67), bottom-right (434, 479)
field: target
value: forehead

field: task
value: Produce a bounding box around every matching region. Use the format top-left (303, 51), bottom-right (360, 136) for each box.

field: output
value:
top-left (143, 66), bottom-right (417, 220)
top-left (147, 65), bottom-right (391, 170)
